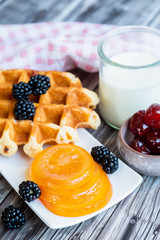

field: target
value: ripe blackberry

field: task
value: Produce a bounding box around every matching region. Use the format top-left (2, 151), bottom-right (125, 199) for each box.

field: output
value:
top-left (14, 99), bottom-right (35, 120)
top-left (91, 146), bottom-right (110, 164)
top-left (102, 154), bottom-right (119, 174)
top-left (19, 180), bottom-right (41, 202)
top-left (12, 81), bottom-right (32, 100)
top-left (1, 205), bottom-right (25, 229)
top-left (28, 74), bottom-right (51, 96)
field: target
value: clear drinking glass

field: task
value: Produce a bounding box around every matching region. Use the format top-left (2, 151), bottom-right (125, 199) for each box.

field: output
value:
top-left (98, 26), bottom-right (160, 129)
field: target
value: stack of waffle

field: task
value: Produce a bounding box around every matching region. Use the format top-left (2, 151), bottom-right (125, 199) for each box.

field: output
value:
top-left (0, 69), bottom-right (100, 158)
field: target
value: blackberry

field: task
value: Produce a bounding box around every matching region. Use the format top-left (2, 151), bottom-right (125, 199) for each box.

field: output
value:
top-left (12, 82), bottom-right (32, 100)
top-left (91, 146), bottom-right (110, 164)
top-left (1, 205), bottom-right (25, 229)
top-left (14, 99), bottom-right (35, 120)
top-left (28, 74), bottom-right (51, 96)
top-left (102, 154), bottom-right (119, 174)
top-left (19, 180), bottom-right (41, 202)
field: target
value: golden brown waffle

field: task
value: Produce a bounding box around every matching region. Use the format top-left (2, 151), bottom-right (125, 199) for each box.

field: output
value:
top-left (0, 69), bottom-right (100, 158)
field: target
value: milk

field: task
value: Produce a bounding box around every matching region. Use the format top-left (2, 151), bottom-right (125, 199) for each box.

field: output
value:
top-left (99, 51), bottom-right (160, 128)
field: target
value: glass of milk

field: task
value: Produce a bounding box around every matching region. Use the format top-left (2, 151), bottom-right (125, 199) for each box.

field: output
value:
top-left (98, 26), bottom-right (160, 129)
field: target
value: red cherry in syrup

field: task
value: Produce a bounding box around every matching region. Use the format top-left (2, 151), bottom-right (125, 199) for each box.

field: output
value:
top-left (129, 110), bottom-right (150, 137)
top-left (146, 129), bottom-right (160, 154)
top-left (145, 103), bottom-right (160, 129)
top-left (129, 137), bottom-right (151, 154)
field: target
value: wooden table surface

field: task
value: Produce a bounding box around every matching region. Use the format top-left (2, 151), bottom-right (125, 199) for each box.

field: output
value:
top-left (0, 1), bottom-right (160, 240)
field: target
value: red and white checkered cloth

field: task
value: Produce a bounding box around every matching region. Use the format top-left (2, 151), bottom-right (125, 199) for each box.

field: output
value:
top-left (0, 22), bottom-right (115, 72)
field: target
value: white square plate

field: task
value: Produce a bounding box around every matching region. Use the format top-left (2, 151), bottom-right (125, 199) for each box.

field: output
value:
top-left (0, 129), bottom-right (142, 229)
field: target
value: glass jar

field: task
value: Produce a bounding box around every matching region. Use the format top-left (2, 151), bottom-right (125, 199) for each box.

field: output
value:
top-left (98, 26), bottom-right (160, 129)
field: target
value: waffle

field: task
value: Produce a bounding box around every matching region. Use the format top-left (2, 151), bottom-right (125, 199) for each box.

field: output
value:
top-left (0, 69), bottom-right (100, 158)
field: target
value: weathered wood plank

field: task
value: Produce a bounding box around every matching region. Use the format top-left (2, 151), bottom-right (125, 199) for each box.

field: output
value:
top-left (95, 176), bottom-right (160, 240)
top-left (0, 174), bottom-right (12, 204)
top-left (0, 190), bottom-right (48, 240)
top-left (0, 0), bottom-right (159, 26)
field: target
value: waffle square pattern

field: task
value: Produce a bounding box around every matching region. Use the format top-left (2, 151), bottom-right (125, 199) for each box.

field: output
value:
top-left (0, 69), bottom-right (100, 158)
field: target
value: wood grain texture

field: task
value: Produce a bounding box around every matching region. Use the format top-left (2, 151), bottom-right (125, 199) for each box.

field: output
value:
top-left (0, 0), bottom-right (160, 240)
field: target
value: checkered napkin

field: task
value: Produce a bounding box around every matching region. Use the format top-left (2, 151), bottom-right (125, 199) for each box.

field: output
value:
top-left (0, 22), bottom-right (115, 72)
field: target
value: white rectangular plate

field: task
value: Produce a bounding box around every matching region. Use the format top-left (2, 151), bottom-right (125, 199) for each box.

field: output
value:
top-left (0, 129), bottom-right (142, 229)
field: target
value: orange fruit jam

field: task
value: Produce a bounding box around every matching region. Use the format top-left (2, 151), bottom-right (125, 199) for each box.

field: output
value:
top-left (30, 144), bottom-right (112, 217)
